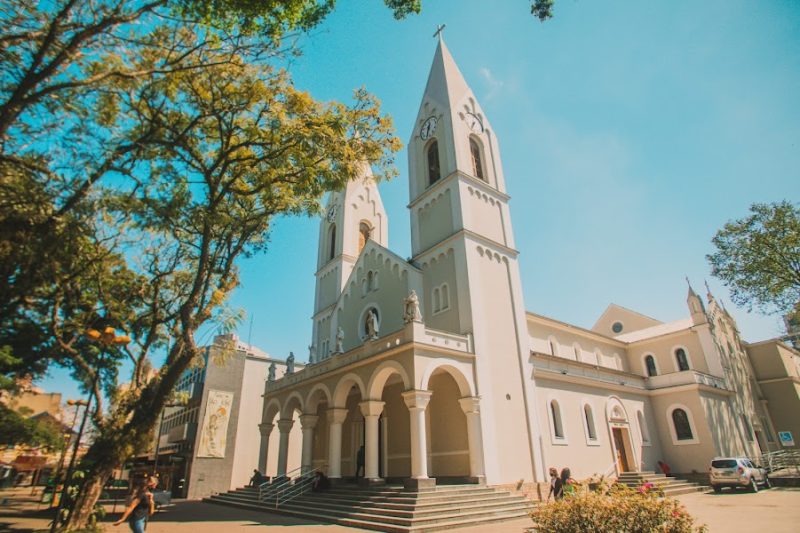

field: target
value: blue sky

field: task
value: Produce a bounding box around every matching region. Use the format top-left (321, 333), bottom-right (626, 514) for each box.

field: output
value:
top-left (41, 0), bottom-right (799, 399)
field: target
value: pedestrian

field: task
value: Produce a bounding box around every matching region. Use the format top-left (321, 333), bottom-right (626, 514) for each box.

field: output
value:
top-left (312, 471), bottom-right (330, 492)
top-left (113, 476), bottom-right (156, 533)
top-left (356, 445), bottom-right (365, 478)
top-left (546, 467), bottom-right (560, 501)
top-left (249, 469), bottom-right (263, 487)
top-left (560, 467), bottom-right (576, 497)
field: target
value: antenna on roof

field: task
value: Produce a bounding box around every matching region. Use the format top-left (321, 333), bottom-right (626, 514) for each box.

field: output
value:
top-left (247, 313), bottom-right (254, 349)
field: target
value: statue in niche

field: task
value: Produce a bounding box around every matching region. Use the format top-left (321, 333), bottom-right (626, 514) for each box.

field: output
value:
top-left (267, 362), bottom-right (276, 382)
top-left (308, 344), bottom-right (316, 363)
top-left (403, 289), bottom-right (423, 324)
top-left (286, 352), bottom-right (295, 374)
top-left (335, 327), bottom-right (345, 353)
top-left (365, 308), bottom-right (379, 340)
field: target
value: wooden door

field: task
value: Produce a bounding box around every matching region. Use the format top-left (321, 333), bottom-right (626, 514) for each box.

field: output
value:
top-left (612, 428), bottom-right (630, 472)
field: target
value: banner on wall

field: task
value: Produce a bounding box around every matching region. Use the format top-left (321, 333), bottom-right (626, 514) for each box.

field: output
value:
top-left (197, 390), bottom-right (234, 458)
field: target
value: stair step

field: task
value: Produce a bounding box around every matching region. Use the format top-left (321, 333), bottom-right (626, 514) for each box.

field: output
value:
top-left (207, 483), bottom-right (534, 532)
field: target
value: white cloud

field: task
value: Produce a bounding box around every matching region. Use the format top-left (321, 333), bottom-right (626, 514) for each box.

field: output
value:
top-left (479, 67), bottom-right (504, 100)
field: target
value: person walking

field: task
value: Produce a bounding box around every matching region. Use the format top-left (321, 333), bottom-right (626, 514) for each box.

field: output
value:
top-left (356, 445), bottom-right (365, 478)
top-left (546, 467), bottom-right (560, 501)
top-left (560, 467), bottom-right (576, 497)
top-left (113, 476), bottom-right (157, 533)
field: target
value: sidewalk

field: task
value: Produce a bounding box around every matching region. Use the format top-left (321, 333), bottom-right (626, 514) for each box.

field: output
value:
top-left (3, 486), bottom-right (800, 532)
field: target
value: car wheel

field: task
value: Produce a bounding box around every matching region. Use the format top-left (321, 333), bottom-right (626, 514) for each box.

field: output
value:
top-left (749, 478), bottom-right (758, 493)
top-left (712, 485), bottom-right (722, 493)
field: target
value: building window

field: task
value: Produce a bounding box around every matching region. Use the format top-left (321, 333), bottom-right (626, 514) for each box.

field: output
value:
top-left (432, 284), bottom-right (450, 315)
top-left (432, 287), bottom-right (441, 313)
top-left (612, 321), bottom-right (623, 334)
top-left (583, 404), bottom-right (597, 440)
top-left (469, 137), bottom-right (485, 181)
top-left (644, 355), bottom-right (657, 377)
top-left (549, 338), bottom-right (558, 357)
top-left (672, 408), bottom-right (694, 441)
top-left (358, 222), bottom-right (371, 253)
top-left (427, 140), bottom-right (441, 185)
top-left (550, 400), bottom-right (564, 439)
top-left (440, 283), bottom-right (449, 311)
top-left (675, 348), bottom-right (690, 371)
top-left (638, 411), bottom-right (650, 444)
top-left (328, 224), bottom-right (336, 261)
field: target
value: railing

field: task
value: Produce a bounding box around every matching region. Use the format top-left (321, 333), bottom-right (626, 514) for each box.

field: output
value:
top-left (755, 450), bottom-right (800, 474)
top-left (258, 466), bottom-right (319, 509)
top-left (646, 370), bottom-right (727, 391)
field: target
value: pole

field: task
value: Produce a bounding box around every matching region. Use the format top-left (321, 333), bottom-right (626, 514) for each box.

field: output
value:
top-left (153, 410), bottom-right (165, 477)
top-left (50, 407), bottom-right (81, 508)
top-left (50, 391), bottom-right (92, 533)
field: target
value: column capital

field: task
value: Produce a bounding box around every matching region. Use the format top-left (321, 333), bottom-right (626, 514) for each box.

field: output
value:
top-left (299, 414), bottom-right (319, 429)
top-left (327, 407), bottom-right (349, 425)
top-left (359, 399), bottom-right (385, 418)
top-left (258, 423), bottom-right (275, 437)
top-left (402, 389), bottom-right (433, 410)
top-left (277, 418), bottom-right (294, 433)
top-left (458, 396), bottom-right (481, 415)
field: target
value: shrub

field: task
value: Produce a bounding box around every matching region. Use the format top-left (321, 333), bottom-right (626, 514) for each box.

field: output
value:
top-left (530, 482), bottom-right (707, 533)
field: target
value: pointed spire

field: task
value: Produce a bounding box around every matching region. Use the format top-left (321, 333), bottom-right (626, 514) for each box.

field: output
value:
top-left (685, 276), bottom-right (697, 296)
top-left (704, 279), bottom-right (715, 303)
top-left (421, 34), bottom-right (472, 112)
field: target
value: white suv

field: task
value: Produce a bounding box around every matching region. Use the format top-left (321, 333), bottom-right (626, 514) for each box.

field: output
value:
top-left (709, 457), bottom-right (770, 493)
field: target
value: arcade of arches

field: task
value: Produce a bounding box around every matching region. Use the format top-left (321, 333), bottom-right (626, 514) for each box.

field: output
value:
top-left (258, 359), bottom-right (485, 487)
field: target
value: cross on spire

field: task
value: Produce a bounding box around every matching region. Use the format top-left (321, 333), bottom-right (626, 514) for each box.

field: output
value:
top-left (433, 24), bottom-right (446, 42)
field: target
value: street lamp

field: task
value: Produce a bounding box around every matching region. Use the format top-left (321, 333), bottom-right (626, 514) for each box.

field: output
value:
top-left (50, 327), bottom-right (129, 533)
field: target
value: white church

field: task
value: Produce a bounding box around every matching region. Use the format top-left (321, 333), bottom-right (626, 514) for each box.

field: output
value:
top-left (252, 37), bottom-right (790, 496)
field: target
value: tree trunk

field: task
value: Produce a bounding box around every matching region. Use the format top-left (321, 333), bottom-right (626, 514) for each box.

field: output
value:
top-left (64, 457), bottom-right (116, 530)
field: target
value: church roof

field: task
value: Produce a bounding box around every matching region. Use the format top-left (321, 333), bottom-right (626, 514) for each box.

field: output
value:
top-left (613, 317), bottom-right (694, 343)
top-left (420, 37), bottom-right (472, 114)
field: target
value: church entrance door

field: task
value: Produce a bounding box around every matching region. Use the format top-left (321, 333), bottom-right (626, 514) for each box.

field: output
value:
top-left (612, 427), bottom-right (631, 472)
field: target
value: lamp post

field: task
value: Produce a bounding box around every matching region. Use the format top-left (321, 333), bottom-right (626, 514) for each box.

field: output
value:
top-left (50, 327), bottom-right (130, 533)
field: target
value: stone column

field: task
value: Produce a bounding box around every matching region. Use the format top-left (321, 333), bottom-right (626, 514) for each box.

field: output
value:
top-left (276, 418), bottom-right (294, 477)
top-left (458, 396), bottom-right (486, 484)
top-left (402, 390), bottom-right (435, 489)
top-left (257, 423), bottom-right (274, 475)
top-left (358, 400), bottom-right (385, 484)
top-left (326, 408), bottom-right (349, 479)
top-left (299, 414), bottom-right (319, 473)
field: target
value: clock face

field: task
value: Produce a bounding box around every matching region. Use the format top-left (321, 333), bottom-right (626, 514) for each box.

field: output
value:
top-left (326, 205), bottom-right (337, 223)
top-left (420, 116), bottom-right (438, 140)
top-left (466, 112), bottom-right (483, 133)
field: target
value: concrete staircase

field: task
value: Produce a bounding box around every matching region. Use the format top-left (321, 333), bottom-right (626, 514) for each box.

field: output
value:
top-left (616, 471), bottom-right (707, 496)
top-left (205, 482), bottom-right (534, 532)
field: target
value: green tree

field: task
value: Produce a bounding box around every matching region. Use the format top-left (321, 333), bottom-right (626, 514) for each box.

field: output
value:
top-left (0, 404), bottom-right (65, 450)
top-left (708, 201), bottom-right (800, 325)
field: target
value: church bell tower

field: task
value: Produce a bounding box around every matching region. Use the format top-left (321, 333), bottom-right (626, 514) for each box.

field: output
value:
top-left (311, 163), bottom-right (388, 360)
top-left (407, 36), bottom-right (546, 483)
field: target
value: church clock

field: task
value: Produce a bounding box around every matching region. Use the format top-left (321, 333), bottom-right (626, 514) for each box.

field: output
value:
top-left (420, 116), bottom-right (438, 140)
top-left (465, 112), bottom-right (483, 133)
top-left (326, 204), bottom-right (338, 223)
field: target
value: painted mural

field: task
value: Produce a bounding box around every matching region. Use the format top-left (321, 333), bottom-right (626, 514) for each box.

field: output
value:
top-left (197, 389), bottom-right (234, 458)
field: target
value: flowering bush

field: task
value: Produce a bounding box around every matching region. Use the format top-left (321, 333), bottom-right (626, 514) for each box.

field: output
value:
top-left (530, 482), bottom-right (707, 532)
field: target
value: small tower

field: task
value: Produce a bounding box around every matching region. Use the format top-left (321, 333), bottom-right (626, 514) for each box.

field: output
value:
top-left (312, 163), bottom-right (388, 359)
top-left (686, 278), bottom-right (707, 325)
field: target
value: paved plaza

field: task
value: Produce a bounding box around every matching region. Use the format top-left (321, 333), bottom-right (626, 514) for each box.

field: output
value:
top-left (2, 487), bottom-right (800, 532)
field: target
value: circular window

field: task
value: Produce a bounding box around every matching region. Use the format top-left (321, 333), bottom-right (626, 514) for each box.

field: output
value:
top-left (612, 321), bottom-right (623, 334)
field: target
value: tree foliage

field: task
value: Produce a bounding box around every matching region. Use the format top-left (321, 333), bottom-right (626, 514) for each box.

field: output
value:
top-left (708, 201), bottom-right (800, 321)
top-left (0, 403), bottom-right (65, 450)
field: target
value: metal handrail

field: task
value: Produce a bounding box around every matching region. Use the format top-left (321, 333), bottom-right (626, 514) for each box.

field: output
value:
top-left (274, 468), bottom-right (318, 508)
top-left (754, 450), bottom-right (800, 474)
top-left (258, 465), bottom-right (304, 503)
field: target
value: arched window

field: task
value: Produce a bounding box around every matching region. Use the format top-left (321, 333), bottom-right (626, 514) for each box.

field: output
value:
top-left (672, 408), bottom-right (694, 440)
top-left (328, 224), bottom-right (336, 261)
top-left (440, 283), bottom-right (450, 311)
top-left (645, 355), bottom-right (657, 377)
top-left (675, 348), bottom-right (690, 371)
top-left (427, 140), bottom-right (441, 185)
top-left (469, 137), bottom-right (485, 180)
top-left (549, 339), bottom-right (558, 357)
top-left (432, 287), bottom-right (441, 313)
top-left (367, 271), bottom-right (374, 291)
top-left (583, 404), bottom-right (597, 440)
top-left (358, 222), bottom-right (371, 253)
top-left (550, 400), bottom-right (564, 439)
top-left (638, 411), bottom-right (650, 444)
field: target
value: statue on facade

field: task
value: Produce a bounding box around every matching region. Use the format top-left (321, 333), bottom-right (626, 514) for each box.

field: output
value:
top-left (365, 309), bottom-right (379, 340)
top-left (308, 344), bottom-right (316, 363)
top-left (286, 352), bottom-right (295, 374)
top-left (267, 362), bottom-right (276, 382)
top-left (335, 327), bottom-right (345, 353)
top-left (403, 289), bottom-right (423, 324)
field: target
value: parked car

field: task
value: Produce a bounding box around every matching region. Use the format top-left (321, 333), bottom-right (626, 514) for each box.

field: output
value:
top-left (709, 457), bottom-right (770, 493)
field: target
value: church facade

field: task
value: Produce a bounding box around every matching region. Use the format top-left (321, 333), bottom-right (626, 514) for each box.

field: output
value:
top-left (256, 39), bottom-right (792, 491)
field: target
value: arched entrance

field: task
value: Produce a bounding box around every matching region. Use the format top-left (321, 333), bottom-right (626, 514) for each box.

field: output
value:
top-left (331, 374), bottom-right (367, 480)
top-left (606, 398), bottom-right (637, 473)
top-left (425, 368), bottom-right (471, 480)
top-left (368, 362), bottom-right (412, 480)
